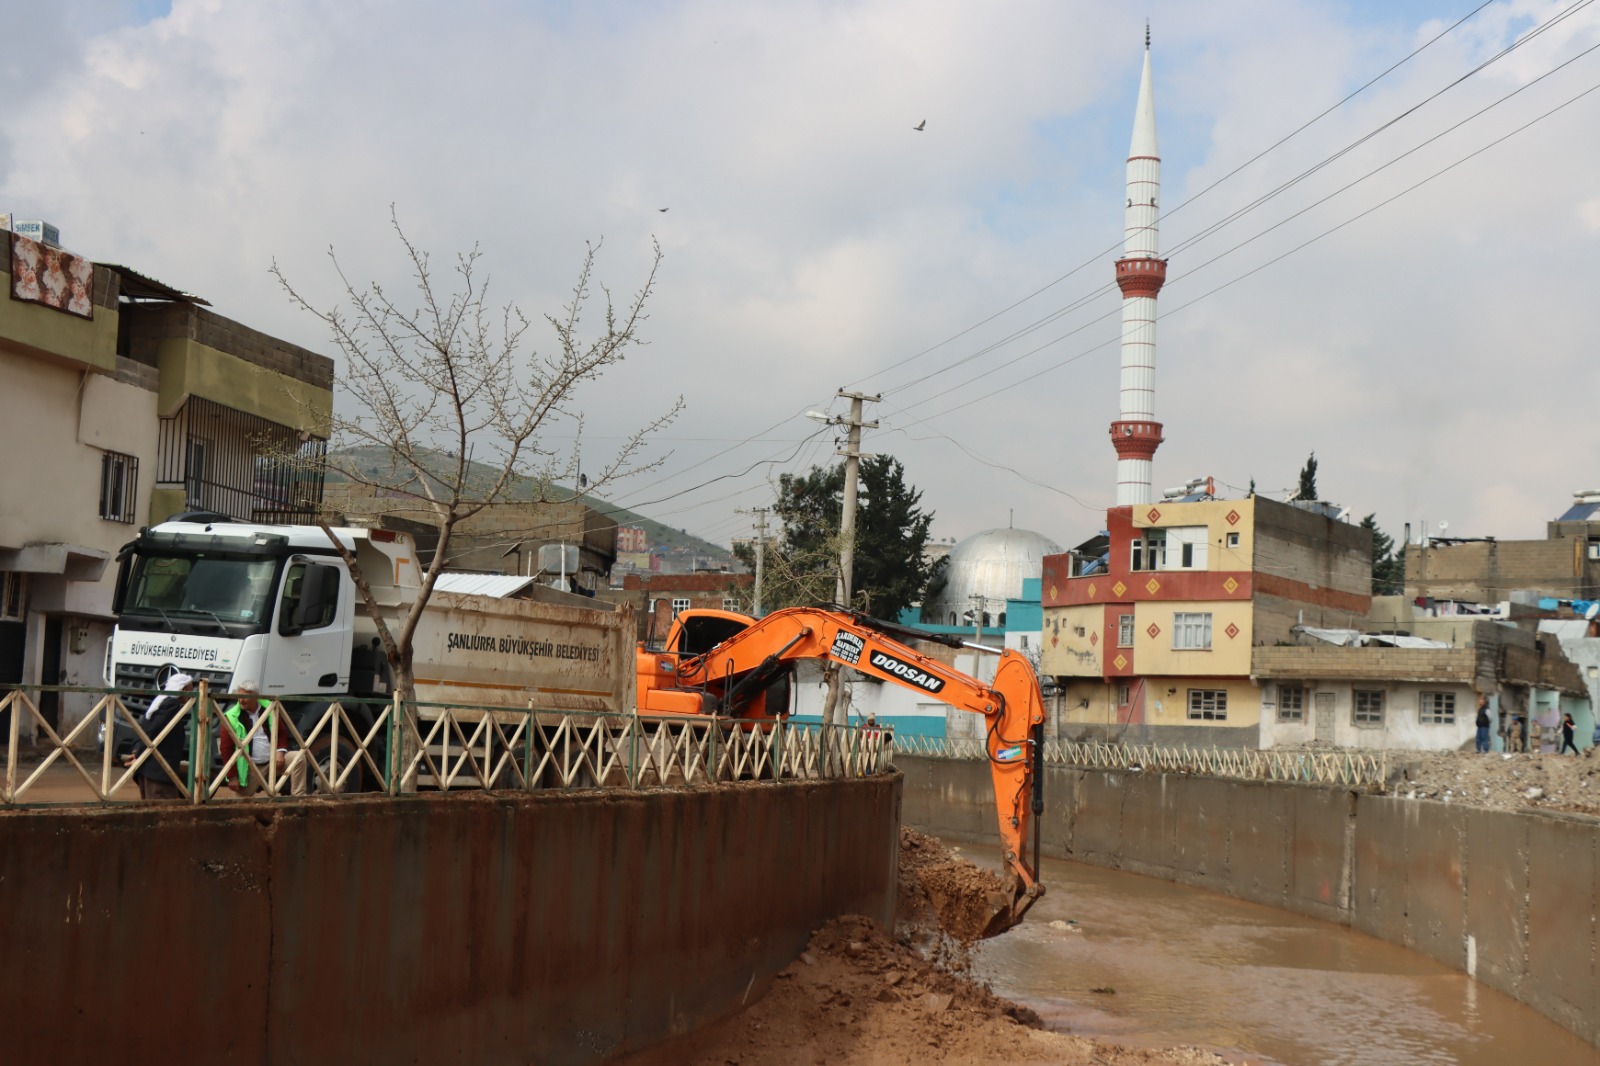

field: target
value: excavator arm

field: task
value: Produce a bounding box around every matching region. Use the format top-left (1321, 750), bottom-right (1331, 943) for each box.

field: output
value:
top-left (642, 606), bottom-right (1046, 932)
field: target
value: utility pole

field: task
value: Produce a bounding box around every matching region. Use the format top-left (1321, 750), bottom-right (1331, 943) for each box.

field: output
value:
top-left (737, 507), bottom-right (769, 615)
top-left (818, 389), bottom-right (879, 727)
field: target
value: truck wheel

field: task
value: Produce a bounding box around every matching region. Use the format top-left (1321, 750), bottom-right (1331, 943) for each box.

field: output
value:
top-left (307, 737), bottom-right (367, 794)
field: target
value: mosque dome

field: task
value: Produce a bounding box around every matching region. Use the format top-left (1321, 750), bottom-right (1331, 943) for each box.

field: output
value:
top-left (923, 527), bottom-right (1062, 627)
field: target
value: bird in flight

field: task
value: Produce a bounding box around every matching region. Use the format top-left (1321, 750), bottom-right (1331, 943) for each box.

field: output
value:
top-left (658, 207), bottom-right (669, 212)
top-left (913, 120), bottom-right (926, 131)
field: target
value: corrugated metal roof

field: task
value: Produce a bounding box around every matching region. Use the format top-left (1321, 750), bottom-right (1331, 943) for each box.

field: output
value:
top-left (435, 573), bottom-right (537, 598)
top-left (96, 263), bottom-right (211, 306)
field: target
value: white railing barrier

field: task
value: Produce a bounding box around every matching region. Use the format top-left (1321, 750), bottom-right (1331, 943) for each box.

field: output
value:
top-left (0, 684), bottom-right (894, 807)
top-left (894, 734), bottom-right (1387, 789)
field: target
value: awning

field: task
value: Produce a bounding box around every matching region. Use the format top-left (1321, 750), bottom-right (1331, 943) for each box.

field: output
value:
top-left (0, 542), bottom-right (111, 582)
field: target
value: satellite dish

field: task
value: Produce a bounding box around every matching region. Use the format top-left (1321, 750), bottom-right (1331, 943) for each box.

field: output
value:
top-left (1438, 520), bottom-right (1449, 532)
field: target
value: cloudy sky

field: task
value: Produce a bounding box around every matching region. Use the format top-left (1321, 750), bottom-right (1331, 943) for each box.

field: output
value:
top-left (7, 0), bottom-right (1600, 551)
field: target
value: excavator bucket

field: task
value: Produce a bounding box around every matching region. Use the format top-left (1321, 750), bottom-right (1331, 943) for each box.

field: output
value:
top-left (977, 874), bottom-right (1044, 940)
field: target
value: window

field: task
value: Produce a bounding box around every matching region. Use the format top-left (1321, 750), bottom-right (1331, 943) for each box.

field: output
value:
top-left (1172, 612), bottom-right (1212, 650)
top-left (1130, 531), bottom-right (1166, 571)
top-left (1353, 689), bottom-right (1385, 726)
top-left (1117, 614), bottom-right (1134, 647)
top-left (1163, 526), bottom-right (1209, 570)
top-left (722, 597), bottom-right (739, 612)
top-left (1116, 683), bottom-right (1131, 706)
top-left (279, 562), bottom-right (338, 631)
top-left (1589, 538), bottom-right (1600, 561)
top-left (1420, 691), bottom-right (1456, 724)
top-left (0, 571), bottom-right (24, 621)
top-left (1226, 532), bottom-right (1240, 549)
top-left (185, 438), bottom-right (209, 508)
top-left (670, 597), bottom-right (691, 618)
top-left (1278, 685), bottom-right (1305, 722)
top-left (1188, 689), bottom-right (1227, 720)
top-left (99, 450), bottom-right (139, 524)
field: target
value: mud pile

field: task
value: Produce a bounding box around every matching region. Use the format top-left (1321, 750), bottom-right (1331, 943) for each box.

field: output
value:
top-left (896, 827), bottom-right (1016, 943)
top-left (620, 830), bottom-right (1227, 1065)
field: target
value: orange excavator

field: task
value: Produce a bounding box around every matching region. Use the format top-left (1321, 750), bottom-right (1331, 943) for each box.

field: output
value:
top-left (636, 605), bottom-right (1047, 934)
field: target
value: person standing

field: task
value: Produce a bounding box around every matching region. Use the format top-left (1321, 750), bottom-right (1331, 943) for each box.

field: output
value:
top-left (127, 672), bottom-right (195, 799)
top-left (1474, 696), bottom-right (1491, 753)
top-left (1561, 712), bottom-right (1580, 755)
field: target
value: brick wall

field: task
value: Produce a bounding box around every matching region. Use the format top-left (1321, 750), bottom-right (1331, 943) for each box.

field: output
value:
top-left (1252, 644), bottom-right (1477, 683)
top-left (1252, 497), bottom-right (1372, 598)
top-left (122, 303), bottom-right (333, 389)
top-left (1405, 539), bottom-right (1595, 602)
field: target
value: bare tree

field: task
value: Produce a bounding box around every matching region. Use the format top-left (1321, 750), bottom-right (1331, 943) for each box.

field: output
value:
top-left (272, 210), bottom-right (681, 702)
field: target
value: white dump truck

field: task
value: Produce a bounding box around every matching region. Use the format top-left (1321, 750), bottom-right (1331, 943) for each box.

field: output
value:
top-left (106, 514), bottom-right (632, 787)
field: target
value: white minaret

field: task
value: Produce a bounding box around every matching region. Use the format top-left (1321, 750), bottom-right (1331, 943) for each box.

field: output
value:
top-left (1110, 27), bottom-right (1167, 507)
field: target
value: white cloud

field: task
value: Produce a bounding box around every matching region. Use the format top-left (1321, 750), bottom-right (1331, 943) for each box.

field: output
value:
top-left (4, 0), bottom-right (1598, 550)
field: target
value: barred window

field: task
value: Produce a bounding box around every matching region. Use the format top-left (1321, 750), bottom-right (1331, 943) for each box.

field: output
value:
top-left (99, 450), bottom-right (139, 523)
top-left (1278, 685), bottom-right (1305, 722)
top-left (1116, 683), bottom-right (1131, 706)
top-left (1354, 689), bottom-right (1385, 726)
top-left (670, 597), bottom-right (691, 618)
top-left (0, 571), bottom-right (25, 621)
top-left (1187, 689), bottom-right (1227, 720)
top-left (1420, 691), bottom-right (1456, 725)
top-left (1118, 613), bottom-right (1134, 647)
top-left (1173, 612), bottom-right (1212, 650)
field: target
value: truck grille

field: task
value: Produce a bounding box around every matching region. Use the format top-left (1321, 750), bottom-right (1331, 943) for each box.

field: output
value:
top-left (114, 664), bottom-right (235, 714)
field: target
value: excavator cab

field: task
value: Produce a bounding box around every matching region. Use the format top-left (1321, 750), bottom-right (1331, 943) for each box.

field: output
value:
top-left (637, 609), bottom-right (796, 721)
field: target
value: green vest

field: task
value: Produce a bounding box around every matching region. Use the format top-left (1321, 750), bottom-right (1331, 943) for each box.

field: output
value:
top-left (221, 702), bottom-right (270, 788)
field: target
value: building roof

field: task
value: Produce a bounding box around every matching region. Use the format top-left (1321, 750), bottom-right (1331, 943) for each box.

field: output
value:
top-left (98, 263), bottom-right (210, 306)
top-left (925, 527), bottom-right (1063, 621)
top-left (434, 573), bottom-right (538, 598)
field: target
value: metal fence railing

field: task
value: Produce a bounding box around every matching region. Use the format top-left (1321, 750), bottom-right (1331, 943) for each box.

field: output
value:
top-left (893, 734), bottom-right (1388, 789)
top-left (0, 683), bottom-right (894, 807)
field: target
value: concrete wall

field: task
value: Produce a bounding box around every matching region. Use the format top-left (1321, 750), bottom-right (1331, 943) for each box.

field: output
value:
top-left (900, 755), bottom-right (1600, 1048)
top-left (0, 777), bottom-right (900, 1066)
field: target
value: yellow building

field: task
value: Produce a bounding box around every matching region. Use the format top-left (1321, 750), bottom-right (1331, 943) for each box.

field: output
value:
top-left (1040, 495), bottom-right (1371, 746)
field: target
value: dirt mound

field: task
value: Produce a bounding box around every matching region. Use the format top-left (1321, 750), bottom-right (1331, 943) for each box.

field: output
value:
top-left (897, 828), bottom-right (1016, 942)
top-left (617, 830), bottom-right (1228, 1065)
top-left (1391, 749), bottom-right (1600, 816)
top-left (621, 913), bottom-right (1225, 1065)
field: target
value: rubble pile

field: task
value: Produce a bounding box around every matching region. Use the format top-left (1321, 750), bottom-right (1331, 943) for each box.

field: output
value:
top-left (1392, 748), bottom-right (1600, 815)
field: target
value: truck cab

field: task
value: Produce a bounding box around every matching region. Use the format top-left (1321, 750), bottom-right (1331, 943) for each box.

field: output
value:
top-left (108, 517), bottom-right (360, 711)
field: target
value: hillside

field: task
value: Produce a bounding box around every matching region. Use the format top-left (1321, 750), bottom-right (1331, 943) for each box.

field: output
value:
top-left (326, 446), bottom-right (734, 562)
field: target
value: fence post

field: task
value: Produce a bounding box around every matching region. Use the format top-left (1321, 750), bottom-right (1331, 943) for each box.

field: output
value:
top-left (194, 681), bottom-right (213, 803)
top-left (524, 702), bottom-right (535, 792)
top-left (3, 690), bottom-right (18, 804)
top-left (386, 693), bottom-right (401, 796)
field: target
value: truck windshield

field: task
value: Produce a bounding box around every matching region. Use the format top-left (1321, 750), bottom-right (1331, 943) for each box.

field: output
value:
top-left (124, 553), bottom-right (280, 625)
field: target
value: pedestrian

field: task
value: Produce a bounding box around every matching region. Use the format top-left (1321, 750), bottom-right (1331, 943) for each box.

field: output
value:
top-left (220, 683), bottom-right (305, 795)
top-left (1474, 696), bottom-right (1491, 753)
top-left (126, 672), bottom-right (194, 799)
top-left (1561, 712), bottom-right (1580, 755)
top-left (1518, 714), bottom-right (1529, 755)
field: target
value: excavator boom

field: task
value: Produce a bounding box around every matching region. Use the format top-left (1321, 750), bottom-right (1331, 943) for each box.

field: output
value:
top-left (637, 606), bottom-right (1047, 931)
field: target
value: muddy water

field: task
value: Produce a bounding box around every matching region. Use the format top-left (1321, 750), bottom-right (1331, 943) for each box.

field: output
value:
top-left (968, 851), bottom-right (1600, 1066)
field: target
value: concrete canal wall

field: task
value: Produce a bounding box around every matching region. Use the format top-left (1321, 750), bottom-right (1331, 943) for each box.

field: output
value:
top-left (0, 776), bottom-right (900, 1066)
top-left (899, 754), bottom-right (1600, 1048)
